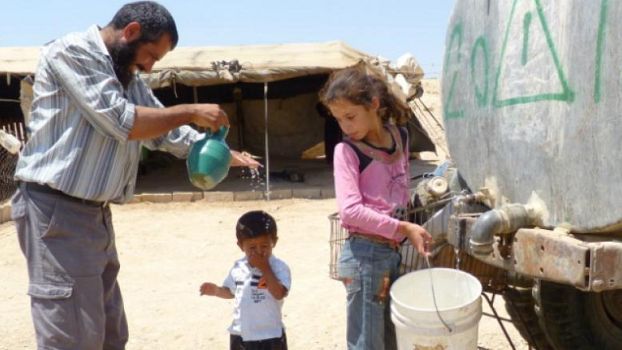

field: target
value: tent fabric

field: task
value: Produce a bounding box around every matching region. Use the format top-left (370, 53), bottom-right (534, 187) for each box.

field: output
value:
top-left (141, 41), bottom-right (426, 95)
top-left (0, 41), bottom-right (443, 156)
top-left (0, 41), bottom-right (425, 93)
top-left (0, 41), bottom-right (371, 78)
top-left (0, 47), bottom-right (41, 76)
top-left (142, 41), bottom-right (374, 88)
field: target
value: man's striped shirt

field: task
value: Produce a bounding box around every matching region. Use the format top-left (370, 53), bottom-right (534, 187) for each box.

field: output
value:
top-left (15, 25), bottom-right (199, 203)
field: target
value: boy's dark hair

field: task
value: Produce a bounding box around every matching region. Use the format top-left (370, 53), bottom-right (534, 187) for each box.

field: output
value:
top-left (108, 1), bottom-right (179, 49)
top-left (319, 65), bottom-right (410, 125)
top-left (236, 211), bottom-right (278, 241)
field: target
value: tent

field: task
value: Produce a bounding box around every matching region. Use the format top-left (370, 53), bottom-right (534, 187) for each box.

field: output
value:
top-left (140, 41), bottom-right (437, 159)
top-left (0, 41), bottom-right (444, 195)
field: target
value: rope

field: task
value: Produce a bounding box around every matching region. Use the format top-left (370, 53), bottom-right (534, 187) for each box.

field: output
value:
top-left (263, 82), bottom-right (270, 200)
top-left (409, 98), bottom-right (451, 156)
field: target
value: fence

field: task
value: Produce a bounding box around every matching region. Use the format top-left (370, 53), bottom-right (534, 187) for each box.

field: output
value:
top-left (0, 120), bottom-right (26, 203)
top-left (328, 200), bottom-right (450, 280)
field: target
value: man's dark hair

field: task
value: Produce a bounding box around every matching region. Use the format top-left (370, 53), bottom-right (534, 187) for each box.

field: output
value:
top-left (236, 211), bottom-right (278, 241)
top-left (108, 1), bottom-right (179, 49)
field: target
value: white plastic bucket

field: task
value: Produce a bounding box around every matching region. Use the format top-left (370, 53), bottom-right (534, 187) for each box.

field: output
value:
top-left (390, 268), bottom-right (482, 349)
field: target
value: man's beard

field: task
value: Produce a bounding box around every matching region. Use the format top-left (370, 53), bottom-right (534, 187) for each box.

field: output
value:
top-left (108, 40), bottom-right (140, 89)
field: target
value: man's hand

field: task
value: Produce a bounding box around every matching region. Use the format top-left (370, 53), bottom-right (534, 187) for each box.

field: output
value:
top-left (189, 104), bottom-right (229, 132)
top-left (130, 103), bottom-right (229, 140)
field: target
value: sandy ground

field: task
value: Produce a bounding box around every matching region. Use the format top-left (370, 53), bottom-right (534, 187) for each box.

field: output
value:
top-left (0, 79), bottom-right (531, 349)
top-left (0, 199), bottom-right (529, 350)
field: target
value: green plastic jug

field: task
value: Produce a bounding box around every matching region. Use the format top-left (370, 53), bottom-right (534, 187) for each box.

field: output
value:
top-left (187, 126), bottom-right (232, 190)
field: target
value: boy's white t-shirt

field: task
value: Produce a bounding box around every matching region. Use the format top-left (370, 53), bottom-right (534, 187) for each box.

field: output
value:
top-left (223, 254), bottom-right (291, 341)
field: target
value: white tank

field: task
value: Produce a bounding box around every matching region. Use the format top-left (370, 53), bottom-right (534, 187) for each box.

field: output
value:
top-left (442, 0), bottom-right (622, 232)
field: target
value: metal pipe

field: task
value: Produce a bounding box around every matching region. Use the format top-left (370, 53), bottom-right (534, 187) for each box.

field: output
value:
top-left (470, 204), bottom-right (538, 254)
top-left (470, 210), bottom-right (504, 254)
top-left (263, 82), bottom-right (270, 200)
top-left (233, 87), bottom-right (244, 150)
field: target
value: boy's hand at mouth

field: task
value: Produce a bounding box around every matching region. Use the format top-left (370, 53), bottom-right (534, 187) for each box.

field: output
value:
top-left (248, 252), bottom-right (270, 272)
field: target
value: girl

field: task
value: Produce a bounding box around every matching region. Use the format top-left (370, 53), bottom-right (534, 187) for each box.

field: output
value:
top-left (320, 66), bottom-right (432, 350)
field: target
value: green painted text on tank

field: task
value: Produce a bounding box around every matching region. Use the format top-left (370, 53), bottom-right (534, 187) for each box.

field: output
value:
top-left (594, 0), bottom-right (608, 103)
top-left (522, 12), bottom-right (532, 66)
top-left (444, 23), bottom-right (465, 120)
top-left (492, 0), bottom-right (574, 108)
top-left (471, 36), bottom-right (490, 107)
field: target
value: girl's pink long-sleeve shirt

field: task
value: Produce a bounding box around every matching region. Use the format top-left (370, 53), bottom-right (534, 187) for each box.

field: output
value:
top-left (333, 130), bottom-right (410, 242)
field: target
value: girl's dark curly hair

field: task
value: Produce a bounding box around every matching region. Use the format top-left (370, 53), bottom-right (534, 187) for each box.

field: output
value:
top-left (319, 65), bottom-right (410, 125)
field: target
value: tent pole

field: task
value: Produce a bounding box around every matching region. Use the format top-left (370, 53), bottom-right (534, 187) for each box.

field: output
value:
top-left (233, 87), bottom-right (245, 149)
top-left (264, 82), bottom-right (270, 200)
top-left (193, 86), bottom-right (205, 132)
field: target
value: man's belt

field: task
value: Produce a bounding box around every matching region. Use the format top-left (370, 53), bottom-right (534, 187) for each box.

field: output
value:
top-left (22, 182), bottom-right (108, 207)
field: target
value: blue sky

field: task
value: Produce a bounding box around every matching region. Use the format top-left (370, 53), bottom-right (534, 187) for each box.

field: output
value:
top-left (1, 1), bottom-right (455, 77)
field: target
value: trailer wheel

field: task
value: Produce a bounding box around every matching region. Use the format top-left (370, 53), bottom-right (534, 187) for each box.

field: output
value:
top-left (533, 279), bottom-right (622, 350)
top-left (503, 284), bottom-right (553, 350)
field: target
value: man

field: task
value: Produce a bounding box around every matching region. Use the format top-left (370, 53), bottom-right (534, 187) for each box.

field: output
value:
top-left (11, 2), bottom-right (257, 349)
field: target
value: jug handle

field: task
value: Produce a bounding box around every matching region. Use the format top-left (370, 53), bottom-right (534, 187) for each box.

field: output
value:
top-left (214, 125), bottom-right (229, 140)
top-left (210, 126), bottom-right (229, 140)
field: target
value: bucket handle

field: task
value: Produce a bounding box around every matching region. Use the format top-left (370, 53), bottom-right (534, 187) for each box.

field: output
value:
top-left (425, 255), bottom-right (454, 333)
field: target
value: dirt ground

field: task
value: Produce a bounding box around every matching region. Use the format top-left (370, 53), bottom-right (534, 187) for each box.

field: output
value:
top-left (0, 79), bottom-right (530, 349)
top-left (0, 199), bottom-right (529, 350)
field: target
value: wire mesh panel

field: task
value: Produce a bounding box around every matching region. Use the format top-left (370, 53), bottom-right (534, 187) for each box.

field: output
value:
top-left (328, 200), bottom-right (451, 280)
top-left (328, 212), bottom-right (347, 280)
top-left (327, 212), bottom-right (427, 280)
top-left (329, 209), bottom-right (507, 292)
top-left (0, 122), bottom-right (26, 203)
top-left (328, 194), bottom-right (468, 279)
top-left (0, 148), bottom-right (18, 202)
top-left (399, 200), bottom-right (451, 274)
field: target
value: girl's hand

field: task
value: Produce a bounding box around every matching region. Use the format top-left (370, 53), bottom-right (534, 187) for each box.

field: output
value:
top-left (398, 221), bottom-right (433, 256)
top-left (199, 282), bottom-right (219, 296)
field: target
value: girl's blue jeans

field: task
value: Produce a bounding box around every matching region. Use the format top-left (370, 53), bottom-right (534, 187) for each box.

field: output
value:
top-left (337, 236), bottom-right (401, 350)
